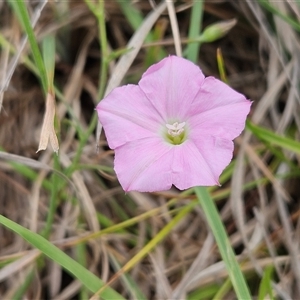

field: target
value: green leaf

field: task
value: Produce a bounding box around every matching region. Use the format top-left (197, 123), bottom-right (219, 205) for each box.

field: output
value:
top-left (0, 215), bottom-right (125, 300)
top-left (247, 121), bottom-right (300, 155)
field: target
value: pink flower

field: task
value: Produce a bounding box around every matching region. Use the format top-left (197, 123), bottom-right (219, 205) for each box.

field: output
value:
top-left (96, 56), bottom-right (251, 192)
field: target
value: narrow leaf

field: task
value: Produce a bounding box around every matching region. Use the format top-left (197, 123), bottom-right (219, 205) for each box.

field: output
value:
top-left (247, 121), bottom-right (300, 155)
top-left (194, 186), bottom-right (251, 299)
top-left (8, 0), bottom-right (48, 91)
top-left (186, 0), bottom-right (204, 62)
top-left (0, 215), bottom-right (125, 300)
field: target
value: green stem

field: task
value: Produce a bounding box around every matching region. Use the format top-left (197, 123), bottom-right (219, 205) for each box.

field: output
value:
top-left (11, 269), bottom-right (35, 300)
top-left (41, 155), bottom-right (60, 238)
top-left (97, 0), bottom-right (109, 99)
top-left (64, 0), bottom-right (109, 176)
top-left (186, 0), bottom-right (204, 62)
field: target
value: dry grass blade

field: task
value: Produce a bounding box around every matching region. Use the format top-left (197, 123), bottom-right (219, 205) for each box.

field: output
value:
top-left (59, 152), bottom-right (99, 232)
top-left (0, 250), bottom-right (39, 282)
top-left (0, 151), bottom-right (73, 192)
top-left (150, 249), bottom-right (172, 299)
top-left (55, 280), bottom-right (82, 300)
top-left (253, 60), bottom-right (293, 124)
top-left (243, 139), bottom-right (290, 202)
top-left (274, 190), bottom-right (300, 295)
top-left (104, 1), bottom-right (167, 96)
top-left (37, 92), bottom-right (59, 153)
top-left (0, 151), bottom-right (52, 171)
top-left (29, 169), bottom-right (47, 232)
top-left (171, 234), bottom-right (214, 298)
top-left (166, 0), bottom-right (182, 57)
top-left (0, 40), bottom-right (9, 113)
top-left (230, 1), bottom-right (300, 297)
top-left (253, 208), bottom-right (284, 283)
top-left (58, 30), bottom-right (95, 119)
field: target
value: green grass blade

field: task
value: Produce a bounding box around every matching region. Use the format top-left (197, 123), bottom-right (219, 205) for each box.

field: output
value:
top-left (109, 254), bottom-right (147, 300)
top-left (194, 186), bottom-right (251, 299)
top-left (187, 283), bottom-right (220, 300)
top-left (120, 203), bottom-right (194, 274)
top-left (117, 0), bottom-right (166, 65)
top-left (0, 32), bottom-right (38, 76)
top-left (117, 0), bottom-right (143, 31)
top-left (258, 266), bottom-right (275, 300)
top-left (247, 121), bottom-right (300, 155)
top-left (185, 0), bottom-right (204, 62)
top-left (40, 155), bottom-right (60, 239)
top-left (0, 215), bottom-right (125, 300)
top-left (11, 269), bottom-right (35, 300)
top-left (76, 243), bottom-right (89, 300)
top-left (8, 0), bottom-right (48, 92)
top-left (257, 0), bottom-right (300, 32)
top-left (212, 278), bottom-right (232, 300)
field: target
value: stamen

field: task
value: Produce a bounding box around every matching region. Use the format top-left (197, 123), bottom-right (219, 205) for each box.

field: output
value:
top-left (166, 122), bottom-right (186, 137)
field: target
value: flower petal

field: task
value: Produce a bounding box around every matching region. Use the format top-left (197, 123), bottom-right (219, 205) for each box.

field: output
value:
top-left (171, 140), bottom-right (221, 189)
top-left (183, 135), bottom-right (234, 188)
top-left (115, 135), bottom-right (232, 191)
top-left (114, 137), bottom-right (174, 192)
top-left (187, 77), bottom-right (251, 140)
top-left (139, 56), bottom-right (205, 120)
top-left (96, 85), bottom-right (163, 149)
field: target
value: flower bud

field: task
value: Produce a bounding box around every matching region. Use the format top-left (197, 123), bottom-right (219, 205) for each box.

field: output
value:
top-left (199, 19), bottom-right (237, 43)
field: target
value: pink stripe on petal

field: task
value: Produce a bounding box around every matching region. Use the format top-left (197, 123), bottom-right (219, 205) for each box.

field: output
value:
top-left (114, 137), bottom-right (174, 192)
top-left (97, 85), bottom-right (163, 149)
top-left (139, 56), bottom-right (205, 120)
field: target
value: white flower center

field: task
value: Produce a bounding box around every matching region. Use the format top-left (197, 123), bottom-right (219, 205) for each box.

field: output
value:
top-left (166, 122), bottom-right (186, 137)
